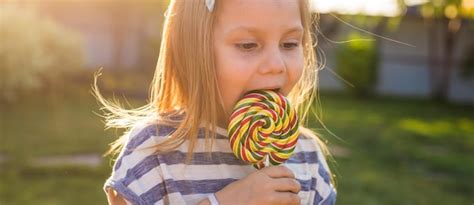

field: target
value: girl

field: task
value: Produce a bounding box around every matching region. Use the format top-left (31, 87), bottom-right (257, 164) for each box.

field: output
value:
top-left (94, 0), bottom-right (337, 204)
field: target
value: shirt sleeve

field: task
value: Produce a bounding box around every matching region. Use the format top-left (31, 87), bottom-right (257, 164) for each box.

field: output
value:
top-left (103, 122), bottom-right (168, 205)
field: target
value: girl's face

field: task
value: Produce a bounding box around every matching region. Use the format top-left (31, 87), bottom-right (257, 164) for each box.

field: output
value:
top-left (213, 0), bottom-right (304, 126)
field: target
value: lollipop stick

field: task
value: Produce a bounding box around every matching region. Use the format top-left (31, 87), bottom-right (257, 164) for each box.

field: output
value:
top-left (265, 155), bottom-right (270, 167)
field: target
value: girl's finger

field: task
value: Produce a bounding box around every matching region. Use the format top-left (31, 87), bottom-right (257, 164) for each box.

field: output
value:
top-left (261, 166), bottom-right (295, 179)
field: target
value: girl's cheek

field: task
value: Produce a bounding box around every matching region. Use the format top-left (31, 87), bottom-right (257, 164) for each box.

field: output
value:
top-left (285, 47), bottom-right (304, 58)
top-left (285, 50), bottom-right (303, 65)
top-left (229, 56), bottom-right (260, 73)
top-left (234, 50), bottom-right (261, 61)
top-left (288, 52), bottom-right (305, 82)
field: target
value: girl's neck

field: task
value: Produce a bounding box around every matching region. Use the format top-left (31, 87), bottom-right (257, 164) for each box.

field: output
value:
top-left (216, 115), bottom-right (229, 130)
top-left (216, 104), bottom-right (230, 130)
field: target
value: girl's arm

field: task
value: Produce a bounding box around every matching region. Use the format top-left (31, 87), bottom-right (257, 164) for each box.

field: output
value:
top-left (106, 188), bottom-right (130, 205)
top-left (106, 187), bottom-right (213, 205)
top-left (196, 199), bottom-right (211, 205)
top-left (106, 166), bottom-right (300, 205)
top-left (196, 166), bottom-right (301, 205)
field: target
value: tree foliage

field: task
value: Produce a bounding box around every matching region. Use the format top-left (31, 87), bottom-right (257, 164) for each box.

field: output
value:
top-left (336, 32), bottom-right (379, 96)
top-left (0, 6), bottom-right (85, 102)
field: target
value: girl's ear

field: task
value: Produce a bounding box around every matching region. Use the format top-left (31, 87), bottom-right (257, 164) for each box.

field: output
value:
top-left (205, 0), bottom-right (215, 12)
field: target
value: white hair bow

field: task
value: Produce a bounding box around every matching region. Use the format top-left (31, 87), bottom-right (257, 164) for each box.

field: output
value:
top-left (206, 0), bottom-right (215, 12)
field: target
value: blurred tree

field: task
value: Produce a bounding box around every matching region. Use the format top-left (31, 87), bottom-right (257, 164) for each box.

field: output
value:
top-left (410, 0), bottom-right (474, 101)
top-left (317, 1), bottom-right (473, 101)
top-left (316, 2), bottom-right (405, 95)
top-left (0, 6), bottom-right (84, 103)
top-left (336, 32), bottom-right (379, 96)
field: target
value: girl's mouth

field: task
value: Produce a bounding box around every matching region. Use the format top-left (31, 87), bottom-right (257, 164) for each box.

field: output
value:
top-left (270, 88), bottom-right (281, 93)
top-left (243, 88), bottom-right (282, 97)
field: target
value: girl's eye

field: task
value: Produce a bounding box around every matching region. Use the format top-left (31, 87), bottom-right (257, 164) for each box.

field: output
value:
top-left (236, 43), bottom-right (258, 51)
top-left (281, 42), bottom-right (299, 49)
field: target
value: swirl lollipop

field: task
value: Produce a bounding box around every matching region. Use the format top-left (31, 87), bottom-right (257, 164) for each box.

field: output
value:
top-left (227, 90), bottom-right (299, 169)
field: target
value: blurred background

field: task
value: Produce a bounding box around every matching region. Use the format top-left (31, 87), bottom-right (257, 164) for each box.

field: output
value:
top-left (0, 0), bottom-right (473, 204)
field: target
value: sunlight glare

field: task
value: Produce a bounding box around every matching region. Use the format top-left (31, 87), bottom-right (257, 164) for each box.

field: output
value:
top-left (311, 0), bottom-right (415, 17)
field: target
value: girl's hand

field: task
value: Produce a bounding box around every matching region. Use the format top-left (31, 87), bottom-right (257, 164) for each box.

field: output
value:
top-left (214, 165), bottom-right (301, 205)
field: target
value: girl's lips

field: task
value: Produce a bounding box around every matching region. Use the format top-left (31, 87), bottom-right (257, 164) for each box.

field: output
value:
top-left (238, 87), bottom-right (283, 100)
top-left (270, 88), bottom-right (281, 93)
top-left (252, 87), bottom-right (282, 92)
top-left (244, 88), bottom-right (281, 95)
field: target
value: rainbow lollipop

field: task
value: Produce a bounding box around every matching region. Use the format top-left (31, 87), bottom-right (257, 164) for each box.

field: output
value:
top-left (227, 90), bottom-right (299, 169)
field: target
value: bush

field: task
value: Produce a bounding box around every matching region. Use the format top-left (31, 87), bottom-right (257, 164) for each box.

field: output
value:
top-left (0, 6), bottom-right (85, 102)
top-left (336, 32), bottom-right (379, 96)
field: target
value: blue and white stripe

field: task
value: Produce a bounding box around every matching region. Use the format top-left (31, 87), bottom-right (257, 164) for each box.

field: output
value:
top-left (104, 121), bottom-right (337, 205)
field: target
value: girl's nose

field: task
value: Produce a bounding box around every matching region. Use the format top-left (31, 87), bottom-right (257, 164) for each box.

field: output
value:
top-left (257, 46), bottom-right (286, 75)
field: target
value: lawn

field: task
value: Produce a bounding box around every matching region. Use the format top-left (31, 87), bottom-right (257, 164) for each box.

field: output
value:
top-left (314, 93), bottom-right (474, 204)
top-left (0, 86), bottom-right (473, 204)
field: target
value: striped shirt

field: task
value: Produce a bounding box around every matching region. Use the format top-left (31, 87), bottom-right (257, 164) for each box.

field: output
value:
top-left (104, 121), bottom-right (337, 205)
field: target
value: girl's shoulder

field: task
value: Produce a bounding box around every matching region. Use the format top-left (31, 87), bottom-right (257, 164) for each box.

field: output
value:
top-left (297, 127), bottom-right (327, 157)
top-left (104, 120), bottom-right (184, 205)
top-left (297, 128), bottom-right (335, 179)
top-left (293, 128), bottom-right (337, 204)
top-left (122, 120), bottom-right (176, 151)
top-left (121, 112), bottom-right (188, 149)
top-left (109, 119), bottom-right (180, 177)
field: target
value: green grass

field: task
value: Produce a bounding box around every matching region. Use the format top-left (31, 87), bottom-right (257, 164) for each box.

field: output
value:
top-left (0, 85), bottom-right (135, 205)
top-left (0, 164), bottom-right (110, 205)
top-left (0, 90), bottom-right (111, 157)
top-left (312, 93), bottom-right (474, 204)
top-left (0, 86), bottom-right (473, 204)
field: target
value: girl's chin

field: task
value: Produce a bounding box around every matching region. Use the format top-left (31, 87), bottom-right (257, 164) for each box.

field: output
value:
top-left (216, 118), bottom-right (229, 128)
top-left (216, 109), bottom-right (230, 128)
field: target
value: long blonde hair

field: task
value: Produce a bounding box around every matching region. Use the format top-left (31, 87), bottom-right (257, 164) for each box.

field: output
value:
top-left (93, 0), bottom-right (336, 187)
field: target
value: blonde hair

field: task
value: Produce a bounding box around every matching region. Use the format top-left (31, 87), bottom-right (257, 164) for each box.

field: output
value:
top-left (93, 0), bottom-right (336, 187)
